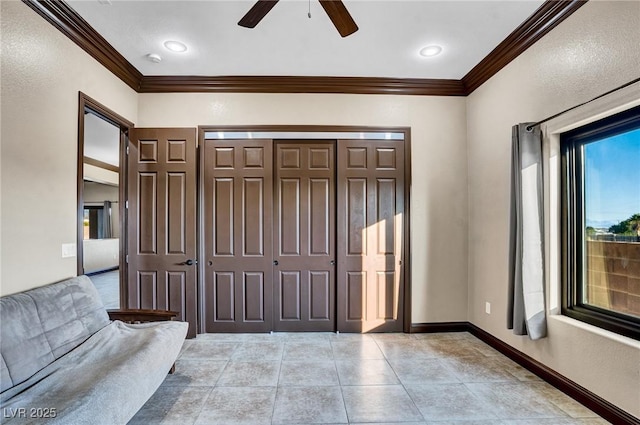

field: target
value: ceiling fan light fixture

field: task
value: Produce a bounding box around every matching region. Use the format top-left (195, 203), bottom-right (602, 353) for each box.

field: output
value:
top-left (163, 40), bottom-right (188, 53)
top-left (239, 0), bottom-right (358, 37)
top-left (419, 45), bottom-right (443, 58)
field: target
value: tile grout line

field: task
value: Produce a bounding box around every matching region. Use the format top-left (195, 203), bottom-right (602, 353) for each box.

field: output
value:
top-left (190, 338), bottom-right (236, 425)
top-left (270, 332), bottom-right (285, 425)
top-left (330, 336), bottom-right (352, 424)
top-left (371, 336), bottom-right (427, 424)
top-left (190, 385), bottom-right (215, 425)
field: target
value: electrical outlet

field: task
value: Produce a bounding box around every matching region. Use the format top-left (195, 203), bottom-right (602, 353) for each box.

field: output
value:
top-left (61, 243), bottom-right (76, 258)
top-left (485, 302), bottom-right (491, 315)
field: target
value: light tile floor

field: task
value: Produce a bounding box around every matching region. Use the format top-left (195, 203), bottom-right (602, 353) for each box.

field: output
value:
top-left (89, 270), bottom-right (120, 309)
top-left (128, 332), bottom-right (610, 425)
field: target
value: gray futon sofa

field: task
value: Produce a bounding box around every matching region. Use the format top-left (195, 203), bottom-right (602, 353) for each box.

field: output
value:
top-left (0, 275), bottom-right (188, 424)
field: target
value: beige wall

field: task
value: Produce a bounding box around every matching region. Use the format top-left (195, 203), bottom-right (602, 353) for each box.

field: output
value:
top-left (84, 163), bottom-right (119, 186)
top-left (83, 238), bottom-right (119, 274)
top-left (137, 93), bottom-right (469, 323)
top-left (466, 1), bottom-right (640, 417)
top-left (0, 1), bottom-right (137, 295)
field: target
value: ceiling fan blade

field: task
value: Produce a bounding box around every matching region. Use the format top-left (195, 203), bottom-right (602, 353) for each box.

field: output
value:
top-left (318, 0), bottom-right (358, 37)
top-left (238, 0), bottom-right (279, 28)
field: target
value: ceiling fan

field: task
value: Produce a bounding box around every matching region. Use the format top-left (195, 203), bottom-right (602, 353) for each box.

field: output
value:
top-left (238, 0), bottom-right (359, 38)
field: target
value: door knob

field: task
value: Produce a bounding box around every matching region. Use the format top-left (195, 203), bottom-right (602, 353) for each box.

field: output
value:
top-left (183, 259), bottom-right (196, 266)
top-left (273, 260), bottom-right (279, 266)
top-left (330, 260), bottom-right (336, 266)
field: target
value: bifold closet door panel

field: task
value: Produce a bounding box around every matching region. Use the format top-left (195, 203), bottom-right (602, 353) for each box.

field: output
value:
top-left (274, 142), bottom-right (336, 331)
top-left (202, 139), bottom-right (273, 332)
top-left (337, 139), bottom-right (405, 333)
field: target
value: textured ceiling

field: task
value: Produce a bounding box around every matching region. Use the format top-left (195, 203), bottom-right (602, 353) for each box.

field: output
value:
top-left (66, 0), bottom-right (546, 79)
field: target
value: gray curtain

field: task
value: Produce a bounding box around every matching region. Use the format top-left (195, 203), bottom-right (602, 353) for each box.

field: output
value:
top-left (508, 123), bottom-right (547, 340)
top-left (103, 201), bottom-right (113, 239)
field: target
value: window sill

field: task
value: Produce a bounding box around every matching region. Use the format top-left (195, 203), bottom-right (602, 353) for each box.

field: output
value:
top-left (549, 315), bottom-right (640, 348)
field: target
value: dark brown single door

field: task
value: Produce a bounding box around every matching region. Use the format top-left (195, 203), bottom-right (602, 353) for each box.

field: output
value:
top-left (127, 128), bottom-right (197, 337)
top-left (337, 139), bottom-right (404, 332)
top-left (274, 142), bottom-right (336, 331)
top-left (202, 139), bottom-right (274, 332)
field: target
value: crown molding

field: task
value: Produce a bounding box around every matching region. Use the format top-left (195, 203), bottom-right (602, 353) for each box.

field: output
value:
top-left (462, 0), bottom-right (587, 94)
top-left (24, 0), bottom-right (587, 96)
top-left (22, 0), bottom-right (143, 91)
top-left (139, 75), bottom-right (466, 96)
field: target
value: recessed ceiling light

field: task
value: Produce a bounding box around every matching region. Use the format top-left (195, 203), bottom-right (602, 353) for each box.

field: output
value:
top-left (419, 45), bottom-right (443, 58)
top-left (163, 41), bottom-right (188, 53)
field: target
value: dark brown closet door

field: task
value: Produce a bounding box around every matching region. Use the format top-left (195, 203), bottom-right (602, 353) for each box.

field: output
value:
top-left (337, 139), bottom-right (404, 332)
top-left (127, 128), bottom-right (197, 338)
top-left (202, 139), bottom-right (274, 332)
top-left (274, 142), bottom-right (336, 331)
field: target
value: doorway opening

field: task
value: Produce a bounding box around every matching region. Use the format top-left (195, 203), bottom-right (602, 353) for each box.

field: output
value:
top-left (77, 93), bottom-right (133, 309)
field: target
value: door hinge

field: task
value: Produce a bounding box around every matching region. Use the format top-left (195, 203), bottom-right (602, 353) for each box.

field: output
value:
top-left (126, 146), bottom-right (129, 155)
top-left (125, 200), bottom-right (129, 209)
top-left (126, 255), bottom-right (129, 264)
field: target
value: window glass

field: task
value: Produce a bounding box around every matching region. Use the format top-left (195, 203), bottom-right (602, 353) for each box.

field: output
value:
top-left (583, 129), bottom-right (640, 319)
top-left (561, 104), bottom-right (640, 339)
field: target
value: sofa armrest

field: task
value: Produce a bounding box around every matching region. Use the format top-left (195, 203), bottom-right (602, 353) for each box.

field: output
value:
top-left (107, 309), bottom-right (179, 323)
top-left (107, 309), bottom-right (182, 374)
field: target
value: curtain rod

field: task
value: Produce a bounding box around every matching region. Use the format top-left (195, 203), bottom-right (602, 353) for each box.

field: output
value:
top-left (526, 77), bottom-right (640, 131)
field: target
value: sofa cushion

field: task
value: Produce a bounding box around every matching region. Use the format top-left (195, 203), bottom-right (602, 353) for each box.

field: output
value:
top-left (0, 320), bottom-right (188, 425)
top-left (0, 276), bottom-right (110, 392)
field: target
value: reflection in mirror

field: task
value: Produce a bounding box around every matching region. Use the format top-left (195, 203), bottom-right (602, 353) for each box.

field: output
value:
top-left (83, 111), bottom-right (120, 308)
